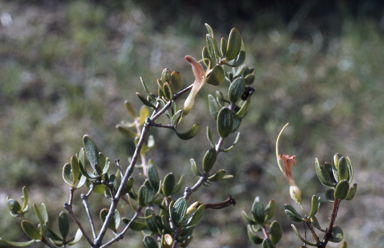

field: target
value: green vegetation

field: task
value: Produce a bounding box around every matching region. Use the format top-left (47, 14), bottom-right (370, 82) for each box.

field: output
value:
top-left (0, 1), bottom-right (383, 247)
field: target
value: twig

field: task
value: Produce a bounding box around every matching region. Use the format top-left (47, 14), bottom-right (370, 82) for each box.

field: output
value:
top-left (64, 202), bottom-right (95, 246)
top-left (115, 159), bottom-right (124, 177)
top-left (81, 186), bottom-right (97, 240)
top-left (99, 207), bottom-right (142, 248)
top-left (321, 199), bottom-right (341, 248)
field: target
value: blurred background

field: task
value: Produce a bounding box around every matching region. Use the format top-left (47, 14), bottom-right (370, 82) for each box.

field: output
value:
top-left (1, 0), bottom-right (384, 247)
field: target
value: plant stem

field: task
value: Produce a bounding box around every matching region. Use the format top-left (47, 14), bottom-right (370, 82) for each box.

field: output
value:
top-left (41, 237), bottom-right (58, 248)
top-left (81, 186), bottom-right (97, 240)
top-left (321, 199), bottom-right (341, 248)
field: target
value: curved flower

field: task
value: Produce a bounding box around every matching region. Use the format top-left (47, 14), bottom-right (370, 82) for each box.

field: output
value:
top-left (182, 55), bottom-right (206, 117)
top-left (276, 123), bottom-right (302, 205)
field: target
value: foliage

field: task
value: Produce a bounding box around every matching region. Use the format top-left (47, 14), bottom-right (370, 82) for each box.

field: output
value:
top-left (0, 19), bottom-right (359, 248)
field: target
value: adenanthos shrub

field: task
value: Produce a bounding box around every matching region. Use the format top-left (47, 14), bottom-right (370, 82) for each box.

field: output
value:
top-left (0, 24), bottom-right (356, 248)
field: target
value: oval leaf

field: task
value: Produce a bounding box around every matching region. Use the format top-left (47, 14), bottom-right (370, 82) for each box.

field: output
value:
top-left (334, 180), bottom-right (349, 200)
top-left (247, 225), bottom-right (263, 244)
top-left (206, 65), bottom-right (224, 86)
top-left (228, 77), bottom-right (245, 103)
top-left (170, 198), bottom-right (187, 227)
top-left (58, 212), bottom-right (69, 240)
top-left (202, 148), bottom-right (217, 174)
top-left (162, 173), bottom-right (175, 197)
top-left (83, 135), bottom-right (99, 172)
top-left (143, 236), bottom-right (158, 248)
top-left (251, 199), bottom-right (265, 225)
top-left (226, 28), bottom-right (242, 60)
top-left (269, 221), bottom-right (282, 245)
top-left (217, 107), bottom-right (233, 138)
top-left (21, 220), bottom-right (41, 240)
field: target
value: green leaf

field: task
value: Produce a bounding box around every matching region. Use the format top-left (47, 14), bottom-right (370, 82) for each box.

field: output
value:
top-left (124, 100), bottom-right (137, 118)
top-left (311, 215), bottom-right (325, 232)
top-left (264, 200), bottom-right (276, 221)
top-left (40, 203), bottom-right (48, 226)
top-left (21, 220), bottom-right (41, 240)
top-left (346, 183), bottom-right (357, 200)
top-left (122, 177), bottom-right (134, 195)
top-left (116, 125), bottom-right (138, 138)
top-left (291, 224), bottom-right (318, 246)
top-left (33, 204), bottom-right (44, 233)
top-left (225, 38), bottom-right (246, 67)
top-left (22, 187), bottom-right (29, 211)
top-left (70, 156), bottom-right (80, 185)
top-left (170, 198), bottom-right (187, 227)
top-left (337, 157), bottom-right (349, 181)
top-left (161, 215), bottom-right (174, 233)
top-left (206, 126), bottom-right (215, 148)
top-left (161, 68), bottom-right (171, 84)
top-left (171, 175), bottom-right (184, 195)
top-left (163, 82), bottom-right (173, 100)
top-left (284, 204), bottom-right (303, 222)
top-left (247, 225), bottom-right (263, 244)
top-left (62, 163), bottom-right (73, 185)
top-left (144, 180), bottom-right (157, 203)
top-left (46, 228), bottom-right (62, 241)
top-left (202, 148), bottom-right (217, 174)
top-left (231, 118), bottom-right (242, 133)
top-left (206, 34), bottom-right (219, 64)
top-left (228, 77), bottom-right (245, 103)
top-left (58, 212), bottom-right (69, 240)
top-left (217, 107), bottom-right (233, 138)
top-left (315, 158), bottom-right (335, 188)
top-left (244, 73), bottom-right (255, 85)
top-left (162, 173), bottom-right (175, 197)
top-left (261, 238), bottom-right (274, 248)
top-left (0, 239), bottom-right (35, 247)
top-left (138, 185), bottom-right (149, 207)
top-left (187, 204), bottom-right (205, 226)
top-left (100, 209), bottom-right (120, 231)
top-left (140, 106), bottom-right (149, 126)
top-left (222, 132), bottom-right (241, 152)
top-left (334, 180), bottom-right (349, 200)
top-left (206, 65), bottom-right (224, 86)
top-left (330, 226), bottom-right (344, 243)
top-left (83, 135), bottom-right (99, 173)
top-left (140, 77), bottom-right (151, 94)
top-left (203, 180), bottom-right (212, 187)
top-left (122, 217), bottom-right (147, 231)
top-left (242, 211), bottom-right (256, 225)
top-left (171, 110), bottom-right (183, 127)
top-left (308, 195), bottom-right (321, 218)
top-left (341, 241), bottom-right (348, 248)
top-left (68, 229), bottom-right (83, 245)
top-left (251, 198), bottom-right (265, 225)
top-left (190, 159), bottom-right (202, 176)
top-left (208, 169), bottom-right (226, 181)
top-left (148, 165), bottom-right (160, 192)
top-left (7, 198), bottom-right (21, 215)
top-left (208, 94), bottom-right (220, 120)
top-left (170, 71), bottom-right (182, 93)
top-left (143, 236), bottom-right (158, 248)
top-left (220, 38), bottom-right (227, 57)
top-left (325, 189), bottom-right (335, 202)
top-left (345, 157), bottom-right (354, 184)
top-left (226, 28), bottom-right (242, 60)
top-left (137, 92), bottom-right (156, 108)
top-left (175, 123), bottom-right (199, 140)
top-left (233, 97), bottom-right (251, 119)
top-left (270, 221), bottom-right (282, 245)
top-left (145, 208), bottom-right (158, 234)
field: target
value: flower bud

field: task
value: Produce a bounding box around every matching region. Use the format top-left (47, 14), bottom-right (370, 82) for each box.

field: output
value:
top-left (289, 184), bottom-right (302, 205)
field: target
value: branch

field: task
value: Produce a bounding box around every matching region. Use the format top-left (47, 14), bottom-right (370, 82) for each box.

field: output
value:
top-left (95, 86), bottom-right (192, 246)
top-left (321, 199), bottom-right (341, 248)
top-left (41, 237), bottom-right (58, 248)
top-left (81, 187), bottom-right (97, 240)
top-left (64, 202), bottom-right (95, 246)
top-left (99, 207), bottom-right (142, 248)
